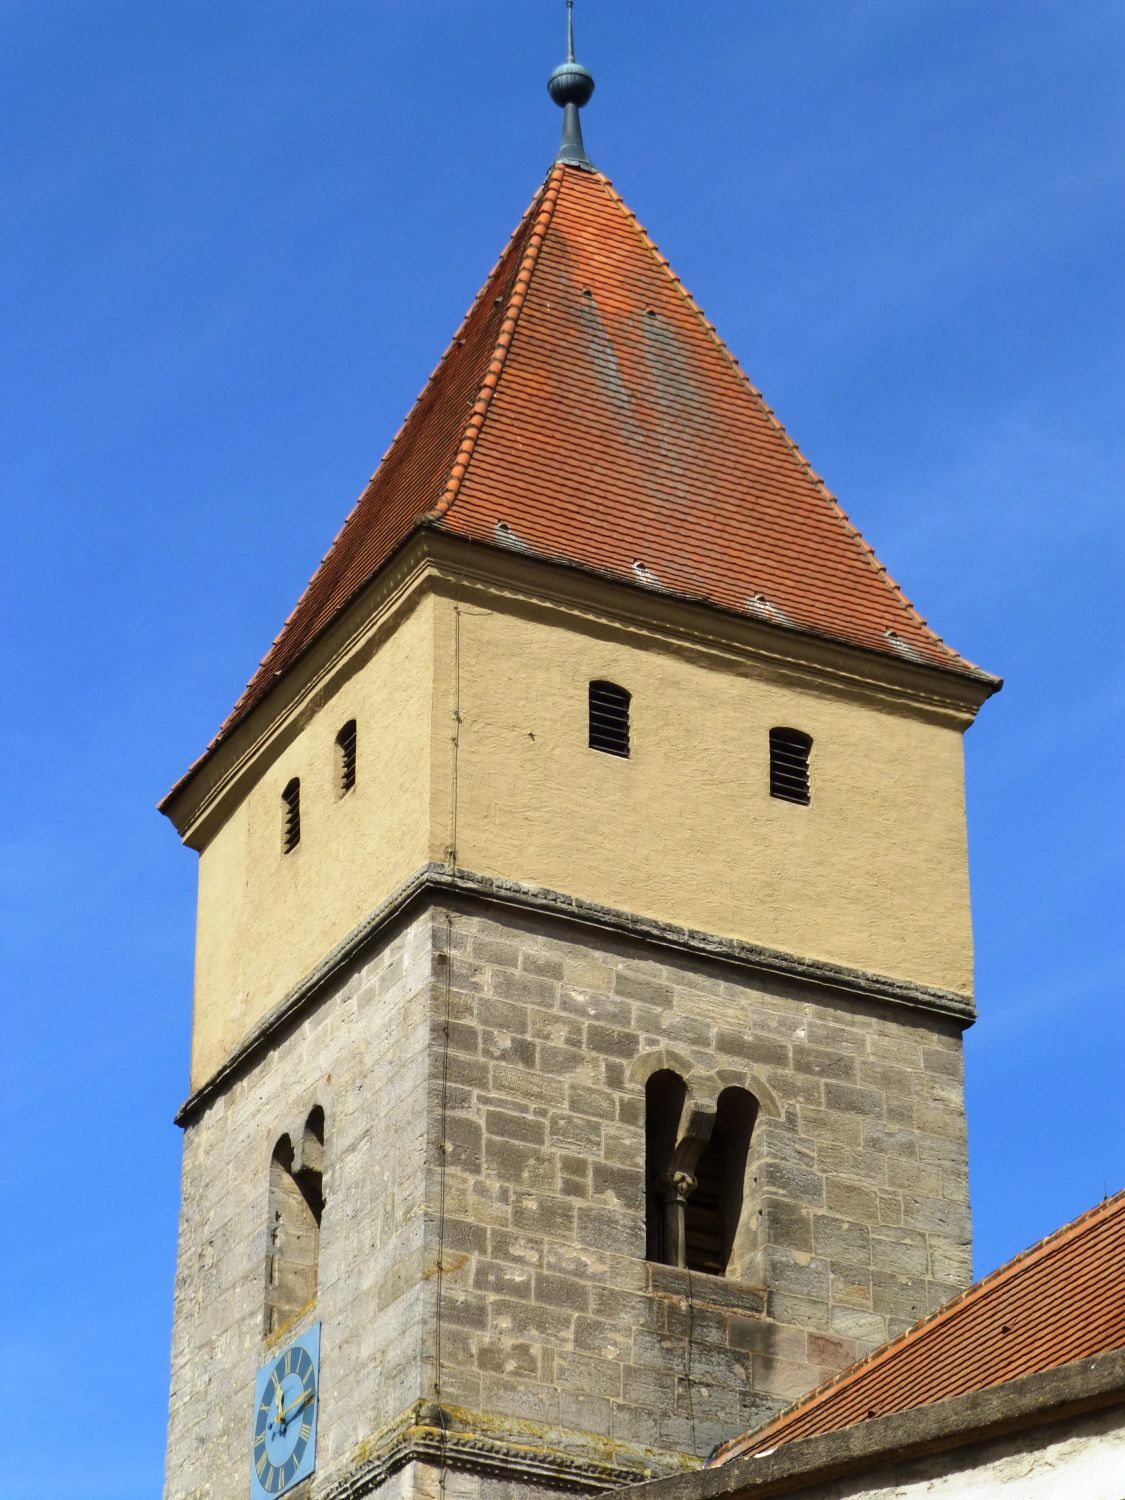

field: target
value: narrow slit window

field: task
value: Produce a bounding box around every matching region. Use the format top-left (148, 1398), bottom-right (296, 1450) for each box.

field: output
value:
top-left (589, 680), bottom-right (630, 758)
top-left (769, 728), bottom-right (811, 805)
top-left (336, 719), bottom-right (357, 797)
top-left (282, 777), bottom-right (301, 852)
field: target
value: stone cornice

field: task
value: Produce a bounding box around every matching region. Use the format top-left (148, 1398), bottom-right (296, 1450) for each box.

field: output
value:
top-left (161, 529), bottom-right (998, 845)
top-left (175, 866), bottom-right (975, 1127)
top-left (320, 1401), bottom-right (691, 1499)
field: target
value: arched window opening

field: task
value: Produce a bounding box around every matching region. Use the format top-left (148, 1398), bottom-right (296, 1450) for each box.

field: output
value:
top-left (645, 1070), bottom-right (687, 1263)
top-left (336, 720), bottom-right (357, 797)
top-left (645, 1075), bottom-right (758, 1277)
top-left (281, 777), bottom-right (302, 852)
top-left (769, 727), bottom-right (812, 805)
top-left (589, 680), bottom-right (631, 758)
top-left (683, 1087), bottom-right (757, 1275)
top-left (265, 1109), bottom-right (325, 1335)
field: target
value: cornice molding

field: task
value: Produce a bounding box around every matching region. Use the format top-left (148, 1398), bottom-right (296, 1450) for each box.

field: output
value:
top-left (162, 529), bottom-right (998, 845)
top-left (320, 1401), bottom-right (688, 1499)
top-left (175, 865), bottom-right (975, 1127)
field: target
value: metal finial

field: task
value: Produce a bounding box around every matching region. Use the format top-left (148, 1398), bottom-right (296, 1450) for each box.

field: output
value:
top-left (547, 0), bottom-right (595, 168)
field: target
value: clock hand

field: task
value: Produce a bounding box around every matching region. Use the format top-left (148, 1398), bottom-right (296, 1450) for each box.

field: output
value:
top-left (278, 1387), bottom-right (314, 1425)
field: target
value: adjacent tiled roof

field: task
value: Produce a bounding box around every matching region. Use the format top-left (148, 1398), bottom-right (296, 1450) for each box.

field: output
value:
top-left (168, 160), bottom-right (993, 803)
top-left (712, 1185), bottom-right (1125, 1464)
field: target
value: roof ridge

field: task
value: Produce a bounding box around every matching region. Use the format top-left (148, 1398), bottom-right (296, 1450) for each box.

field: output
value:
top-left (590, 172), bottom-right (973, 673)
top-left (428, 164), bottom-right (566, 524)
top-left (717, 1182), bottom-right (1125, 1462)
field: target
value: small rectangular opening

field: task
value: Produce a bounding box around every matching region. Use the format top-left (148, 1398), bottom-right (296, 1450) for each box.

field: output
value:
top-left (589, 680), bottom-right (631, 758)
top-left (769, 728), bottom-right (811, 805)
top-left (282, 778), bottom-right (301, 851)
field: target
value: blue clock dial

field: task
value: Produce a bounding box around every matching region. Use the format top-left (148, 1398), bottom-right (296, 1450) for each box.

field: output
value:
top-left (250, 1326), bottom-right (320, 1499)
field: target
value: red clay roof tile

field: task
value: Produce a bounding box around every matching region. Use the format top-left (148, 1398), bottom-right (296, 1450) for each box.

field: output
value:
top-left (712, 1185), bottom-right (1125, 1463)
top-left (169, 162), bottom-right (994, 802)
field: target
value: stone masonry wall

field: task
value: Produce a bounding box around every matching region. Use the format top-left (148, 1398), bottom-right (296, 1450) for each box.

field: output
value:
top-left (426, 900), bottom-right (972, 1469)
top-left (163, 894), bottom-right (971, 1499)
top-left (164, 913), bottom-right (434, 1500)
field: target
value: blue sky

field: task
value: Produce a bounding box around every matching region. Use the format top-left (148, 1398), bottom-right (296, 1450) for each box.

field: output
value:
top-left (2, 3), bottom-right (1122, 1494)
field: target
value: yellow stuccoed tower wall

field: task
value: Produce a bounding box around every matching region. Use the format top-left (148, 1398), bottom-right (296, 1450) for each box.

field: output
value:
top-left (183, 545), bottom-right (982, 1088)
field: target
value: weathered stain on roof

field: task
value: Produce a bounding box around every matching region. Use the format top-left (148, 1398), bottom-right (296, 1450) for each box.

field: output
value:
top-left (711, 1184), bottom-right (1125, 1464)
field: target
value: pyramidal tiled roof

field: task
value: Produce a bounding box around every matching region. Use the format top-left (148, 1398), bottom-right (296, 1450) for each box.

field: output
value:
top-left (177, 161), bottom-right (993, 792)
top-left (712, 1184), bottom-right (1125, 1464)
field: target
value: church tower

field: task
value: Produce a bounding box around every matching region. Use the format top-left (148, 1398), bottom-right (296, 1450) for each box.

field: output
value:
top-left (161, 15), bottom-right (998, 1500)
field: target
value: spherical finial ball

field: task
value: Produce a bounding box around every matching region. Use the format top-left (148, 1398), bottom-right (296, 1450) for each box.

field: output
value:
top-left (548, 60), bottom-right (595, 109)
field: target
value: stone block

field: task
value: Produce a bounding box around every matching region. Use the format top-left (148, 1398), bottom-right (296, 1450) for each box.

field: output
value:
top-left (485, 1110), bottom-right (547, 1146)
top-left (529, 1011), bottom-right (584, 1049)
top-left (613, 972), bottom-right (673, 1008)
top-left (489, 1228), bottom-right (544, 1269)
top-left (716, 1029), bottom-right (791, 1068)
top-left (574, 1315), bottom-right (631, 1360)
top-left (472, 1260), bottom-right (534, 1300)
top-left (824, 1179), bottom-right (880, 1224)
top-left (590, 1161), bottom-right (644, 1209)
top-left (762, 1248), bottom-right (829, 1303)
top-left (560, 988), bottom-right (632, 1027)
top-left (534, 1271), bottom-right (591, 1312)
top-left (477, 996), bottom-right (530, 1035)
top-left (871, 1268), bottom-right (930, 1321)
top-left (792, 1044), bottom-right (857, 1083)
top-left (554, 1353), bottom-right (622, 1399)
top-left (484, 1137), bottom-right (557, 1192)
top-left (760, 1196), bottom-right (813, 1253)
top-left (476, 1340), bottom-right (540, 1379)
top-left (489, 1297), bottom-right (575, 1347)
top-left (510, 1191), bottom-right (575, 1238)
top-left (758, 1159), bottom-right (825, 1207)
top-left (566, 1083), bottom-right (618, 1121)
top-left (544, 1241), bottom-right (610, 1282)
top-left (829, 1304), bottom-right (886, 1345)
top-left (823, 1082), bottom-right (887, 1118)
top-left (767, 1290), bottom-right (831, 1333)
top-left (472, 938), bottom-right (521, 969)
top-left (490, 968), bottom-right (560, 1009)
top-left (812, 1215), bottom-right (871, 1265)
top-left (521, 952), bottom-right (565, 981)
top-left (829, 1264), bottom-right (872, 1309)
top-left (586, 1023), bottom-right (641, 1060)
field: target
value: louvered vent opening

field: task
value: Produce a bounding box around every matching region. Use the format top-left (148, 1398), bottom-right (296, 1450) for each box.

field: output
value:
top-left (769, 728), bottom-right (811, 805)
top-left (336, 719), bottom-right (357, 797)
top-left (589, 680), bottom-right (630, 758)
top-left (684, 1137), bottom-right (725, 1275)
top-left (282, 777), bottom-right (301, 852)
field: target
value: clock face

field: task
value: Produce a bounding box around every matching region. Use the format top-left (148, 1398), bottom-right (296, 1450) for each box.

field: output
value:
top-left (250, 1325), bottom-right (320, 1498)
